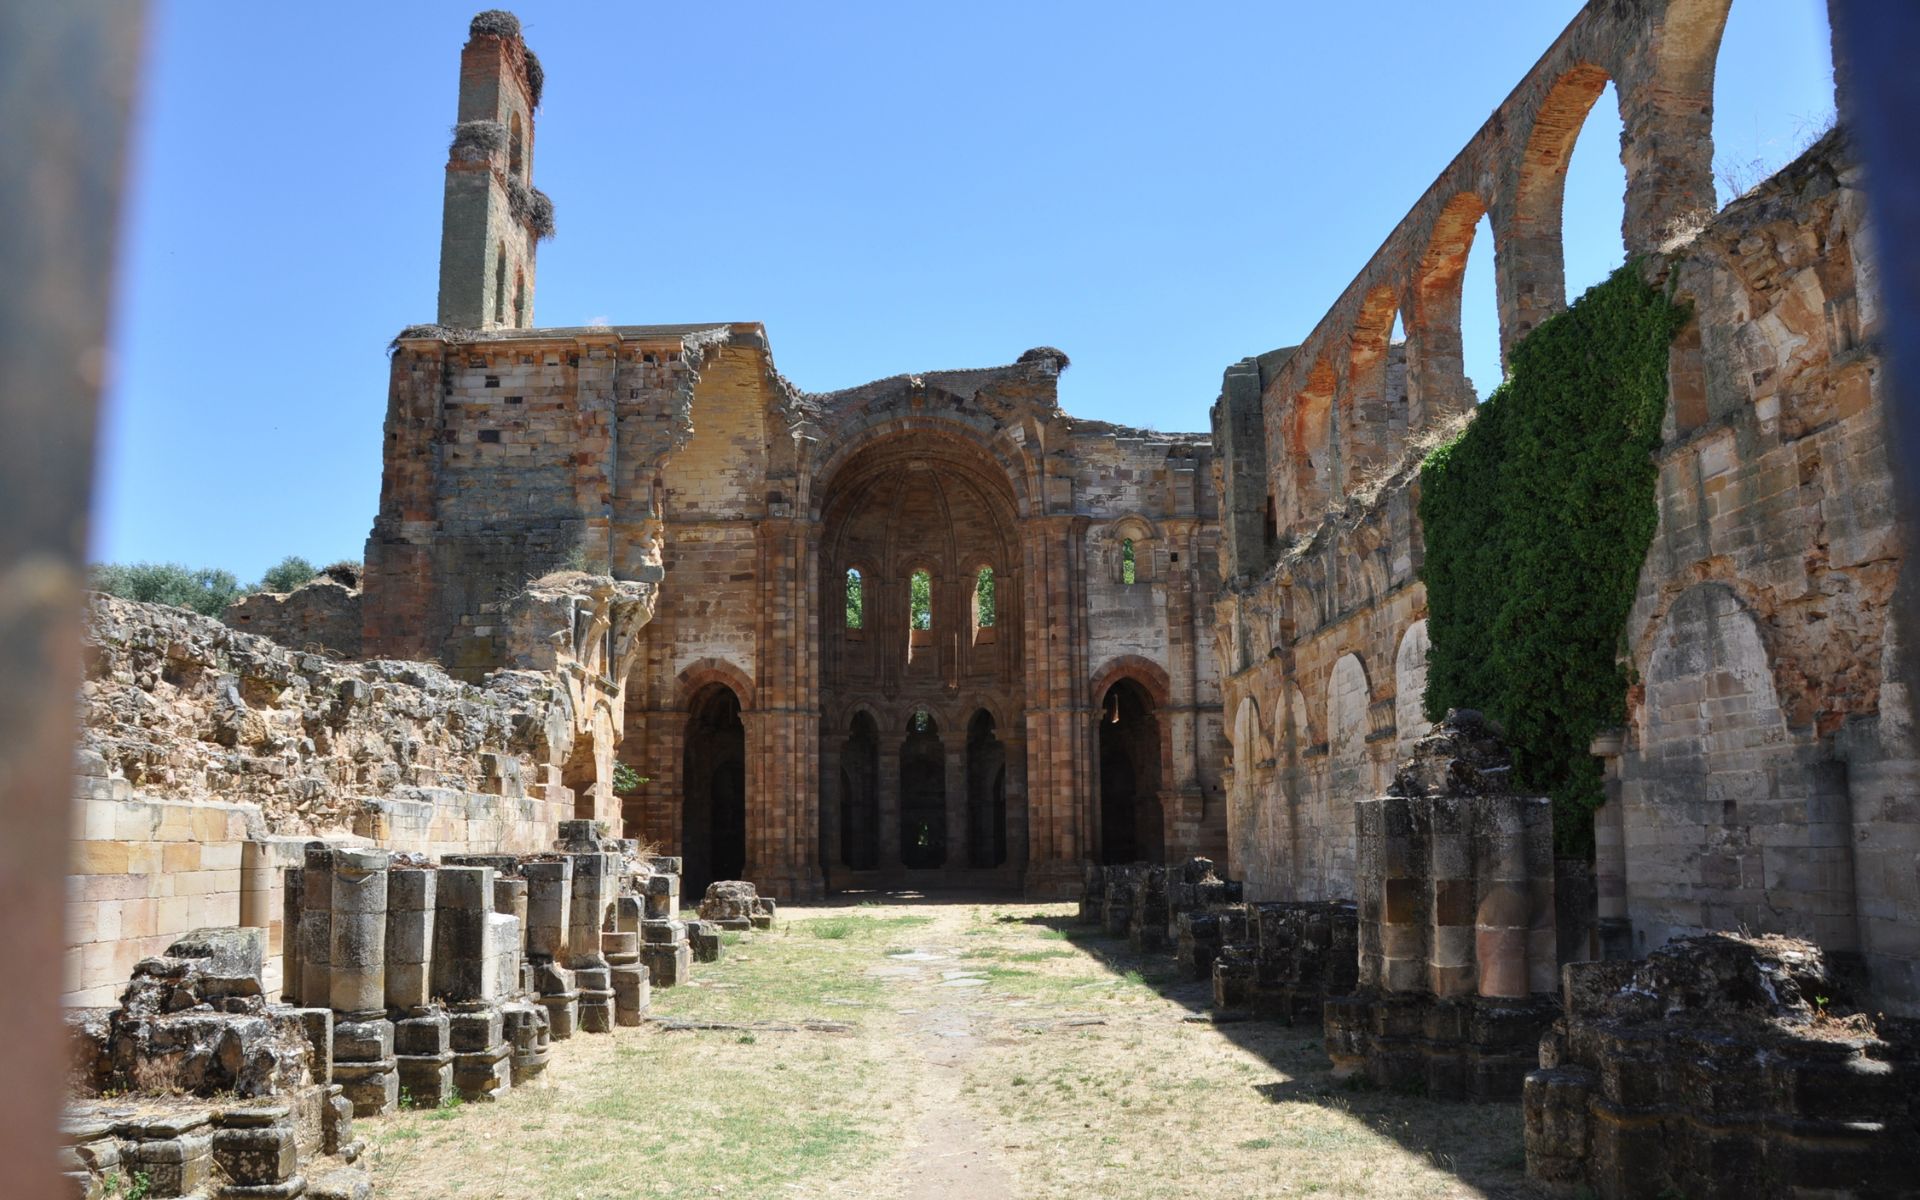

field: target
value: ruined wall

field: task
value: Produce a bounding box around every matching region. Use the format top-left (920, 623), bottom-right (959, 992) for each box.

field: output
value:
top-left (1611, 129), bottom-right (1916, 1011)
top-left (222, 576), bottom-right (363, 659)
top-left (70, 576), bottom-right (646, 1006)
top-left (1213, 2), bottom-right (1912, 1015)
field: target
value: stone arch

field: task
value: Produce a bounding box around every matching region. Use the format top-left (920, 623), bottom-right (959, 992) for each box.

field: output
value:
top-left (965, 708), bottom-right (1008, 868)
top-left (682, 681), bottom-right (747, 896)
top-left (1410, 191), bottom-right (1492, 424)
top-left (838, 710), bottom-right (881, 871)
top-left (1105, 514), bottom-right (1161, 585)
top-left (1089, 654), bottom-right (1172, 712)
top-left (1097, 675), bottom-right (1164, 865)
top-left (675, 658), bottom-right (756, 713)
top-left (1328, 653), bottom-right (1372, 791)
top-left (1344, 285), bottom-right (1408, 484)
top-left (1632, 582), bottom-right (1851, 952)
top-left (1617, 0), bottom-right (1730, 248)
top-left (1233, 694), bottom-right (1272, 768)
top-left (1506, 63), bottom-right (1615, 347)
top-left (1394, 619), bottom-right (1432, 758)
top-left (1290, 357), bottom-right (1336, 528)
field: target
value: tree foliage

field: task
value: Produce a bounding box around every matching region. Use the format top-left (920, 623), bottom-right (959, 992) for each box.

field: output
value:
top-left (259, 555), bottom-right (318, 593)
top-left (845, 568), bottom-right (863, 629)
top-left (975, 566), bottom-right (996, 628)
top-left (909, 570), bottom-right (932, 630)
top-left (88, 562), bottom-right (245, 618)
top-left (1419, 263), bottom-right (1685, 857)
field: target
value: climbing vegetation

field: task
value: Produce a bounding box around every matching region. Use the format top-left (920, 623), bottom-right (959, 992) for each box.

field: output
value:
top-left (1419, 263), bottom-right (1686, 857)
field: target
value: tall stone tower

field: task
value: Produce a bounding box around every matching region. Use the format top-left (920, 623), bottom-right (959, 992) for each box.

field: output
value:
top-left (436, 10), bottom-right (551, 330)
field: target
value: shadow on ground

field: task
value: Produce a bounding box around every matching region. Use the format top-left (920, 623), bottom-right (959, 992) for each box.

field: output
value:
top-left (1012, 910), bottom-right (1541, 1199)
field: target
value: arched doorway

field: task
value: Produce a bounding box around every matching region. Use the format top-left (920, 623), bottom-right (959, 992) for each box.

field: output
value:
top-left (967, 710), bottom-right (1007, 868)
top-left (901, 710), bottom-right (946, 869)
top-left (683, 685), bottom-right (746, 895)
top-left (840, 712), bottom-right (880, 870)
top-left (1098, 678), bottom-right (1163, 864)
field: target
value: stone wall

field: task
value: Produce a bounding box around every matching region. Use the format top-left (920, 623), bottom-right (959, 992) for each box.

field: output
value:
top-left (222, 575), bottom-right (363, 659)
top-left (69, 580), bottom-right (646, 1006)
top-left (1209, 0), bottom-right (1913, 1019)
top-left (1607, 127), bottom-right (1918, 1012)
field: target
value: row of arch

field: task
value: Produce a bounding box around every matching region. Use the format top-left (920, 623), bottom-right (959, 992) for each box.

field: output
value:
top-left (1256, 0), bottom-right (1833, 551)
top-left (1229, 619), bottom-right (1432, 777)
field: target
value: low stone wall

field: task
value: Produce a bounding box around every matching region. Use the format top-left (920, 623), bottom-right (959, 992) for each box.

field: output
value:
top-left (1212, 901), bottom-right (1359, 1023)
top-left (1525, 934), bottom-right (1920, 1199)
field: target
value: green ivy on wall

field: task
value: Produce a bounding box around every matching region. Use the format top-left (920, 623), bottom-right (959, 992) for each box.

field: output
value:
top-left (1419, 263), bottom-right (1686, 857)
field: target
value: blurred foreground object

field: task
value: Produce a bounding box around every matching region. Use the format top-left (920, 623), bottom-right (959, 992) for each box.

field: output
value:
top-left (0, 2), bottom-right (144, 1198)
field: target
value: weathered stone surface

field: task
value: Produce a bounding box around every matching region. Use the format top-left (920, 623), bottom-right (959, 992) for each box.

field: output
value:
top-left (1526, 934), bottom-right (1920, 1198)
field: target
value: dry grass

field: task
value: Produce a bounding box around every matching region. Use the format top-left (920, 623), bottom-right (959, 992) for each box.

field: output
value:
top-left (365, 901), bottom-right (1535, 1199)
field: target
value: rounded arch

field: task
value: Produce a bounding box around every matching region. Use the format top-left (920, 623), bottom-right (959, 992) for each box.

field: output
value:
top-left (675, 658), bottom-right (756, 713)
top-left (1508, 63), bottom-right (1616, 342)
top-left (1411, 191), bottom-right (1493, 421)
top-left (682, 680), bottom-right (747, 895)
top-left (1089, 654), bottom-right (1172, 712)
top-left (1345, 284), bottom-right (1408, 483)
top-left (1394, 619), bottom-right (1433, 756)
top-left (1290, 357), bottom-right (1336, 525)
top-left (811, 415), bottom-right (1034, 522)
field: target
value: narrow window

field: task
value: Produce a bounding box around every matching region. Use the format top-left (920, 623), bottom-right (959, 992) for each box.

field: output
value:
top-left (493, 242), bottom-right (506, 325)
top-left (508, 113), bottom-right (525, 179)
top-left (845, 567), bottom-right (863, 629)
top-left (513, 270), bottom-right (526, 327)
top-left (1121, 539), bottom-right (1137, 586)
top-left (909, 569), bottom-right (932, 630)
top-left (973, 566), bottom-right (996, 629)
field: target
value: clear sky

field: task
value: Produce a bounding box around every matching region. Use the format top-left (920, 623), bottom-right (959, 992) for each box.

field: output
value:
top-left (94, 0), bottom-right (1837, 581)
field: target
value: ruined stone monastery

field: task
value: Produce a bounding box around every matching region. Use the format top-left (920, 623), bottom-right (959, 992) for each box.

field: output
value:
top-left (61, 2), bottom-right (1920, 1196)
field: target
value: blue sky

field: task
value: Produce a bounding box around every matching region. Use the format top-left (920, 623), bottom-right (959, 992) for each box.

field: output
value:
top-left (95, 1), bottom-right (1837, 580)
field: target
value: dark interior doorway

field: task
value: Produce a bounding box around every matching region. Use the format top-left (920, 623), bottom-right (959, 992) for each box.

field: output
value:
top-left (901, 710), bottom-right (946, 869)
top-left (966, 709), bottom-right (1007, 868)
top-left (841, 712), bottom-right (880, 870)
top-left (1098, 678), bottom-right (1163, 864)
top-left (683, 685), bottom-right (746, 895)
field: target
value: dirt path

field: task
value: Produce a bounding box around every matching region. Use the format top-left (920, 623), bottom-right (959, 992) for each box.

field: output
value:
top-left (365, 899), bottom-right (1534, 1200)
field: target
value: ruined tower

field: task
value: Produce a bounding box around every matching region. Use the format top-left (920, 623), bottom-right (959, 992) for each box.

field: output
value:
top-left (436, 10), bottom-right (550, 330)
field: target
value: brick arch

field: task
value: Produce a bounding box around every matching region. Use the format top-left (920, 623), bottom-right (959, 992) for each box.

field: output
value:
top-left (1289, 356), bottom-right (1336, 530)
top-left (1089, 654), bottom-right (1172, 712)
top-left (1344, 283), bottom-right (1407, 484)
top-left (675, 658), bottom-right (756, 712)
top-left (1410, 190), bottom-right (1493, 422)
top-left (810, 413), bottom-right (1034, 520)
top-left (1505, 63), bottom-right (1615, 347)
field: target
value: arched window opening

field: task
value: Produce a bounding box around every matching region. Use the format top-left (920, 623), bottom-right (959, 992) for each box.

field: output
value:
top-left (844, 567), bottom-right (864, 629)
top-left (966, 710), bottom-right (1007, 868)
top-left (508, 112), bottom-right (525, 179)
top-left (492, 242), bottom-right (506, 325)
top-left (973, 566), bottom-right (995, 627)
top-left (1098, 679), bottom-right (1163, 865)
top-left (682, 685), bottom-right (746, 897)
top-left (901, 711), bottom-right (945, 869)
top-left (513, 269), bottom-right (526, 328)
top-left (1121, 539), bottom-right (1137, 586)
top-left (1560, 80), bottom-right (1629, 304)
top-left (1263, 493), bottom-right (1279, 555)
top-left (1711, 1), bottom-right (1836, 209)
top-left (1345, 285), bottom-right (1408, 485)
top-left (839, 712), bottom-right (879, 871)
top-left (909, 569), bottom-right (932, 629)
top-left (1461, 212), bottom-right (1502, 402)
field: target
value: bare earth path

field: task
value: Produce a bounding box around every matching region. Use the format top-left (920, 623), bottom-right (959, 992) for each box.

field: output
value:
top-left (366, 899), bottom-right (1534, 1200)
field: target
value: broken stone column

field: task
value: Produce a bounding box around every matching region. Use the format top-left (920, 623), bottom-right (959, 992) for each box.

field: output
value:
top-left (570, 851), bottom-right (620, 1032)
top-left (210, 1102), bottom-right (302, 1198)
top-left (329, 848), bottom-right (397, 1117)
top-left (385, 866), bottom-right (436, 1011)
top-left (501, 1000), bottom-right (552, 1084)
top-left (697, 879), bottom-right (758, 930)
top-left (281, 859), bottom-right (305, 1005)
top-left (297, 847), bottom-right (333, 1015)
top-left (1324, 711), bottom-right (1558, 1101)
top-left (640, 918), bottom-right (692, 988)
top-left (432, 866), bottom-right (514, 1100)
top-left (523, 858), bottom-right (578, 1039)
top-left (687, 919), bottom-right (723, 963)
top-left (1210, 900), bottom-right (1357, 1020)
top-left (1099, 865), bottom-right (1142, 936)
top-left (1078, 859), bottom-right (1106, 924)
top-left (1128, 865), bottom-right (1171, 953)
top-left (642, 870), bottom-right (678, 920)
